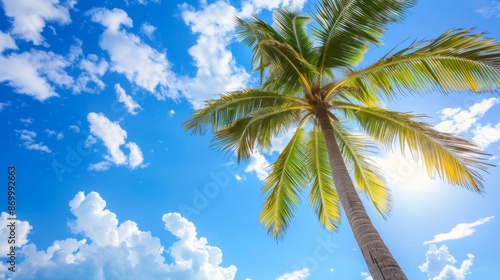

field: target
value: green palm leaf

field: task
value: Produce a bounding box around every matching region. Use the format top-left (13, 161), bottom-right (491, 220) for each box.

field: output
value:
top-left (260, 120), bottom-right (311, 239)
top-left (330, 29), bottom-right (500, 100)
top-left (314, 0), bottom-right (416, 75)
top-left (332, 122), bottom-right (390, 216)
top-left (211, 105), bottom-right (305, 161)
top-left (307, 125), bottom-right (341, 230)
top-left (183, 89), bottom-right (309, 135)
top-left (335, 102), bottom-right (492, 191)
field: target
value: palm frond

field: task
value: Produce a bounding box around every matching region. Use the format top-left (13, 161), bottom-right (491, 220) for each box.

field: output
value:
top-left (273, 7), bottom-right (317, 66)
top-left (334, 103), bottom-right (492, 192)
top-left (234, 16), bottom-right (282, 82)
top-left (258, 39), bottom-right (316, 94)
top-left (330, 29), bottom-right (500, 100)
top-left (314, 0), bottom-right (416, 75)
top-left (307, 125), bottom-right (341, 230)
top-left (183, 89), bottom-right (309, 135)
top-left (332, 122), bottom-right (391, 216)
top-left (259, 120), bottom-right (311, 239)
top-left (211, 105), bottom-right (306, 162)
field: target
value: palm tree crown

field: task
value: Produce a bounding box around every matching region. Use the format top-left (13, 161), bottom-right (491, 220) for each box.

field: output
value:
top-left (184, 0), bottom-right (500, 278)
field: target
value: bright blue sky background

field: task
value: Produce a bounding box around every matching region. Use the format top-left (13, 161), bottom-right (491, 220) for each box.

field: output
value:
top-left (0, 0), bottom-right (499, 279)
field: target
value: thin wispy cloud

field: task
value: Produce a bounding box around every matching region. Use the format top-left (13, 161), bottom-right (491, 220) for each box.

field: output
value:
top-left (475, 0), bottom-right (500, 18)
top-left (423, 216), bottom-right (494, 245)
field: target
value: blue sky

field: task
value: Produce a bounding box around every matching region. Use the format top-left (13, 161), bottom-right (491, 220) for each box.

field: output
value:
top-left (0, 0), bottom-right (499, 279)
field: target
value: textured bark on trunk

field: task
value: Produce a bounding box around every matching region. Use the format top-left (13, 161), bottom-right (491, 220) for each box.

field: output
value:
top-left (316, 107), bottom-right (408, 280)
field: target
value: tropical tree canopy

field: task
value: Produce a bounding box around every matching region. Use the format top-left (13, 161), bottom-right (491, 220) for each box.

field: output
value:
top-left (184, 1), bottom-right (499, 278)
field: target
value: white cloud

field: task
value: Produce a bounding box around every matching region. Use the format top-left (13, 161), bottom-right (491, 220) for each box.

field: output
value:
top-left (0, 212), bottom-right (31, 255)
top-left (264, 128), bottom-right (296, 155)
top-left (235, 174), bottom-right (245, 181)
top-left (45, 129), bottom-right (56, 136)
top-left (178, 1), bottom-right (250, 109)
top-left (0, 101), bottom-right (10, 112)
top-left (0, 31), bottom-right (17, 53)
top-left (115, 84), bottom-right (141, 115)
top-left (0, 49), bottom-right (73, 101)
top-left (423, 216), bottom-right (494, 245)
top-left (19, 117), bottom-right (33, 125)
top-left (0, 191), bottom-right (237, 279)
top-left (177, 0), bottom-right (308, 109)
top-left (245, 151), bottom-right (271, 181)
top-left (126, 142), bottom-right (144, 169)
top-left (88, 161), bottom-right (112, 172)
top-left (87, 112), bottom-right (145, 169)
top-left (435, 98), bottom-right (499, 134)
top-left (169, 109), bottom-right (175, 117)
top-left (45, 129), bottom-right (64, 140)
top-left (419, 244), bottom-right (474, 280)
top-left (472, 123), bottom-right (500, 150)
top-left (15, 129), bottom-right (52, 153)
top-left (74, 54), bottom-right (109, 93)
top-left (128, 0), bottom-right (161, 5)
top-left (90, 8), bottom-right (178, 99)
top-left (275, 268), bottom-right (310, 280)
top-left (240, 0), bottom-right (306, 17)
top-left (475, 0), bottom-right (500, 18)
top-left (68, 125), bottom-right (80, 133)
top-left (361, 272), bottom-right (373, 280)
top-left (1, 0), bottom-right (72, 45)
top-left (88, 112), bottom-right (127, 165)
top-left (141, 22), bottom-right (156, 39)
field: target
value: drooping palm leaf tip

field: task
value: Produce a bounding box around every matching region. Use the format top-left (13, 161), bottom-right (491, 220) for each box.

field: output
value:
top-left (183, 0), bottom-right (500, 278)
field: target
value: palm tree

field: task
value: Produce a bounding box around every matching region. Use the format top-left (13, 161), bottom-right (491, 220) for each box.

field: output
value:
top-left (183, 0), bottom-right (500, 279)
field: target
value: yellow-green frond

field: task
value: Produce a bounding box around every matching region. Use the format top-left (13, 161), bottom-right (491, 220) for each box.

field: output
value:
top-left (332, 122), bottom-right (391, 217)
top-left (335, 103), bottom-right (492, 192)
top-left (183, 89), bottom-right (309, 135)
top-left (272, 7), bottom-right (317, 65)
top-left (258, 39), bottom-right (316, 94)
top-left (313, 0), bottom-right (416, 73)
top-left (307, 125), bottom-right (341, 230)
top-left (211, 105), bottom-right (305, 162)
top-left (259, 120), bottom-right (312, 239)
top-left (333, 29), bottom-right (500, 100)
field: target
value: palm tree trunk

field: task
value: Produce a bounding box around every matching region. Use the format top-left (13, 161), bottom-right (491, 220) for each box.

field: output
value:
top-left (316, 107), bottom-right (408, 280)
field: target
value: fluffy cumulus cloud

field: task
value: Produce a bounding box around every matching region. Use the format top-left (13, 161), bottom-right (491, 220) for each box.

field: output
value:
top-left (0, 191), bottom-right (237, 279)
top-left (178, 1), bottom-right (249, 109)
top-left (434, 98), bottom-right (499, 135)
top-left (0, 49), bottom-right (73, 101)
top-left (244, 151), bottom-right (271, 181)
top-left (275, 268), bottom-right (310, 280)
top-left (87, 112), bottom-right (144, 169)
top-left (472, 123), bottom-right (500, 150)
top-left (73, 52), bottom-right (109, 94)
top-left (1, 0), bottom-right (73, 45)
top-left (419, 244), bottom-right (474, 280)
top-left (177, 0), bottom-right (307, 109)
top-left (15, 129), bottom-right (52, 153)
top-left (115, 84), bottom-right (141, 115)
top-left (423, 216), bottom-right (494, 245)
top-left (89, 8), bottom-right (178, 99)
top-left (0, 212), bottom-right (31, 256)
